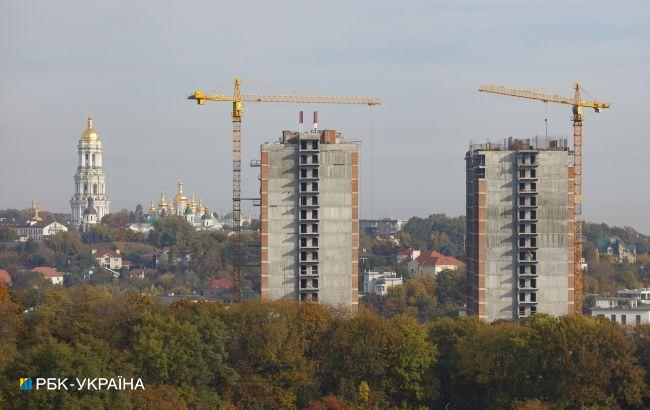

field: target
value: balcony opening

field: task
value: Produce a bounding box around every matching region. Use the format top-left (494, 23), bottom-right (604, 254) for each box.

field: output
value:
top-left (312, 168), bottom-right (318, 178)
top-left (300, 155), bottom-right (307, 164)
top-left (530, 169), bottom-right (536, 178)
top-left (300, 251), bottom-right (307, 261)
top-left (301, 224), bottom-right (307, 233)
top-left (300, 182), bottom-right (307, 192)
top-left (301, 293), bottom-right (307, 301)
top-left (312, 279), bottom-right (318, 288)
top-left (530, 237), bottom-right (537, 247)
top-left (301, 196), bottom-right (307, 206)
top-left (301, 141), bottom-right (307, 150)
top-left (311, 293), bottom-right (318, 302)
top-left (312, 141), bottom-right (318, 150)
top-left (311, 224), bottom-right (318, 233)
top-left (519, 265), bottom-right (526, 274)
top-left (519, 210), bottom-right (525, 220)
top-left (301, 279), bottom-right (307, 288)
top-left (300, 210), bottom-right (307, 220)
top-left (519, 183), bottom-right (525, 191)
top-left (530, 305), bottom-right (537, 314)
top-left (300, 169), bottom-right (307, 178)
top-left (530, 197), bottom-right (537, 206)
top-left (519, 293), bottom-right (525, 302)
top-left (312, 182), bottom-right (318, 191)
top-left (530, 293), bottom-right (536, 302)
top-left (519, 224), bottom-right (525, 233)
top-left (531, 224), bottom-right (537, 233)
top-left (519, 169), bottom-right (526, 178)
top-left (301, 238), bottom-right (307, 247)
top-left (312, 238), bottom-right (318, 247)
top-left (519, 279), bottom-right (525, 288)
top-left (531, 265), bottom-right (537, 274)
top-left (312, 154), bottom-right (318, 164)
top-left (519, 306), bottom-right (526, 316)
top-left (312, 210), bottom-right (318, 219)
top-left (300, 265), bottom-right (307, 275)
top-left (531, 182), bottom-right (537, 191)
top-left (312, 251), bottom-right (318, 260)
top-left (519, 237), bottom-right (526, 247)
top-left (311, 196), bottom-right (318, 205)
top-left (311, 265), bottom-right (318, 274)
top-left (531, 210), bottom-right (536, 219)
top-left (519, 197), bottom-right (525, 206)
top-left (531, 278), bottom-right (536, 288)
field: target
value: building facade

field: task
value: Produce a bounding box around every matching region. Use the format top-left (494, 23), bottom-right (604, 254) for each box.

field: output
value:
top-left (363, 271), bottom-right (403, 296)
top-left (71, 116), bottom-right (110, 229)
top-left (260, 127), bottom-right (359, 308)
top-left (466, 137), bottom-right (575, 321)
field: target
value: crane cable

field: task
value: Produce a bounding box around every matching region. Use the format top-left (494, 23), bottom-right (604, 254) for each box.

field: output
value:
top-left (369, 105), bottom-right (375, 219)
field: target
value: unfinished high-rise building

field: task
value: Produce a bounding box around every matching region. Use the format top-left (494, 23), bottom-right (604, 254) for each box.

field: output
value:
top-left (260, 116), bottom-right (359, 308)
top-left (465, 137), bottom-right (575, 321)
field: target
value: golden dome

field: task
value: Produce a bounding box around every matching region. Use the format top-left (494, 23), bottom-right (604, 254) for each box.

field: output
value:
top-left (80, 116), bottom-right (100, 142)
top-left (158, 192), bottom-right (167, 207)
top-left (172, 178), bottom-right (188, 204)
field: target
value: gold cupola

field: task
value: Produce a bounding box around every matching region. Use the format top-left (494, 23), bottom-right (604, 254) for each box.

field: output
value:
top-left (173, 178), bottom-right (188, 205)
top-left (80, 115), bottom-right (101, 142)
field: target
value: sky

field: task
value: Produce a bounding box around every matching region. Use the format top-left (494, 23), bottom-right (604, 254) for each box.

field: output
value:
top-left (1, 0), bottom-right (649, 233)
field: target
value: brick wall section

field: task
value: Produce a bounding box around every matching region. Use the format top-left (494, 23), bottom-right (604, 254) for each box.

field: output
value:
top-left (567, 164), bottom-right (575, 314)
top-left (260, 150), bottom-right (269, 299)
top-left (351, 151), bottom-right (359, 310)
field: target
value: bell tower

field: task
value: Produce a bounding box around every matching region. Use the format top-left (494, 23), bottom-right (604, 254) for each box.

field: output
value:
top-left (70, 116), bottom-right (110, 229)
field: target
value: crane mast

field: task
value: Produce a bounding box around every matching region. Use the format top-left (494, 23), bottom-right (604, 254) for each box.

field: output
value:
top-left (189, 77), bottom-right (380, 302)
top-left (479, 83), bottom-right (610, 316)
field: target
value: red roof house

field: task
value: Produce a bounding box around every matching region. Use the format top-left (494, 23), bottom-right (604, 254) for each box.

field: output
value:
top-left (0, 269), bottom-right (12, 285)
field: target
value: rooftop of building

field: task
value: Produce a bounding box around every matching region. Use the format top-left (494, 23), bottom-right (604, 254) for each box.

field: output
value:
top-left (468, 136), bottom-right (569, 154)
top-left (32, 266), bottom-right (63, 277)
top-left (0, 269), bottom-right (11, 284)
top-left (591, 305), bottom-right (650, 312)
top-left (413, 250), bottom-right (463, 267)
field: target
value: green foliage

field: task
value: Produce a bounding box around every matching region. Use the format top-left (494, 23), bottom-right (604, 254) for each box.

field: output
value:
top-left (0, 226), bottom-right (17, 242)
top-left (148, 216), bottom-right (195, 249)
top-left (398, 214), bottom-right (465, 258)
top-left (0, 284), bottom-right (647, 409)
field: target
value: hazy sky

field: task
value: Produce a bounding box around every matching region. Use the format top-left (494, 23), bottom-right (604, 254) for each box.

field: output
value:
top-left (1, 1), bottom-right (649, 233)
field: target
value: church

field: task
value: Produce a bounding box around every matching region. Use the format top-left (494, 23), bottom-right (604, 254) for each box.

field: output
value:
top-left (143, 179), bottom-right (221, 231)
top-left (70, 116), bottom-right (110, 231)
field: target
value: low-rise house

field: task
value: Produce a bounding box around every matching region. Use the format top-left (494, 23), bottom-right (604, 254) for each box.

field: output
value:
top-left (360, 218), bottom-right (407, 236)
top-left (617, 288), bottom-right (650, 304)
top-left (32, 267), bottom-right (64, 285)
top-left (601, 238), bottom-right (637, 263)
top-left (92, 247), bottom-right (123, 270)
top-left (127, 223), bottom-right (154, 234)
top-left (591, 305), bottom-right (650, 326)
top-left (0, 269), bottom-right (12, 286)
top-left (15, 221), bottom-right (68, 242)
top-left (363, 271), bottom-right (403, 296)
top-left (407, 250), bottom-right (462, 275)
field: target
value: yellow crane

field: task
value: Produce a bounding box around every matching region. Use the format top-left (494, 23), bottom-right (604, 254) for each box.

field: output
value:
top-left (188, 77), bottom-right (380, 302)
top-left (479, 83), bottom-right (610, 316)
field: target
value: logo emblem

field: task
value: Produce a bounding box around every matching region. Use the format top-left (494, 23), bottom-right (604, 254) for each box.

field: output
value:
top-left (20, 378), bottom-right (32, 391)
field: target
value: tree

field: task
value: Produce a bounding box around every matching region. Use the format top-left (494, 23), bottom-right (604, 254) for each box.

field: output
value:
top-left (0, 226), bottom-right (17, 242)
top-left (101, 209), bottom-right (134, 229)
top-left (435, 268), bottom-right (466, 307)
top-left (148, 216), bottom-right (195, 249)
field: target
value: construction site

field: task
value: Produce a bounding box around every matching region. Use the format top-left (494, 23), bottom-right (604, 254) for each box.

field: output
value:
top-left (186, 78), bottom-right (610, 319)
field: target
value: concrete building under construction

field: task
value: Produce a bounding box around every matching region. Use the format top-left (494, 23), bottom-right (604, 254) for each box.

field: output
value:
top-left (465, 137), bottom-right (575, 321)
top-left (260, 115), bottom-right (359, 308)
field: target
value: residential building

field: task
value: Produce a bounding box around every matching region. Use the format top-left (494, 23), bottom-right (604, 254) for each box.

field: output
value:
top-left (71, 116), bottom-right (110, 229)
top-left (407, 250), bottom-right (462, 275)
top-left (0, 269), bottom-right (12, 286)
top-left (465, 137), bottom-right (574, 321)
top-left (92, 247), bottom-right (123, 270)
top-left (360, 218), bottom-right (406, 236)
top-left (14, 201), bottom-right (68, 241)
top-left (260, 124), bottom-right (359, 308)
top-left (591, 305), bottom-right (650, 326)
top-left (616, 288), bottom-right (650, 304)
top-left (32, 267), bottom-right (64, 285)
top-left (602, 238), bottom-right (637, 263)
top-left (363, 271), bottom-right (403, 296)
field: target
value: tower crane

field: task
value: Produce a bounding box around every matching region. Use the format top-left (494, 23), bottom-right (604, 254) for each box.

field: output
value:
top-left (188, 77), bottom-right (380, 302)
top-left (479, 83), bottom-right (610, 315)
